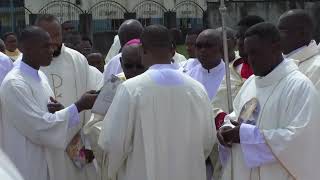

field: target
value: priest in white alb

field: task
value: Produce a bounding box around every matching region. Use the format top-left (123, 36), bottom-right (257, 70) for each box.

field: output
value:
top-left (218, 22), bottom-right (320, 180)
top-left (35, 14), bottom-right (100, 180)
top-left (179, 29), bottom-right (201, 72)
top-left (278, 9), bottom-right (320, 90)
top-left (0, 26), bottom-right (98, 180)
top-left (103, 19), bottom-right (144, 80)
top-left (83, 39), bottom-right (147, 178)
top-left (98, 25), bottom-right (216, 180)
top-left (185, 29), bottom-right (225, 101)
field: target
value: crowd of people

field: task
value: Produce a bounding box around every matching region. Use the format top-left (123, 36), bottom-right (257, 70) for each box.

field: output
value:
top-left (0, 8), bottom-right (319, 180)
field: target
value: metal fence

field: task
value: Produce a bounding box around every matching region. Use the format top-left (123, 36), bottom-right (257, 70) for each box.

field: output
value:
top-left (133, 0), bottom-right (167, 26)
top-left (89, 1), bottom-right (128, 32)
top-left (2, 0), bottom-right (320, 36)
top-left (0, 6), bottom-right (32, 36)
top-left (38, 0), bottom-right (84, 31)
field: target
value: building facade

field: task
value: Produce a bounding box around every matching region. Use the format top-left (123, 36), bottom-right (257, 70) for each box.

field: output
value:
top-left (23, 0), bottom-right (207, 33)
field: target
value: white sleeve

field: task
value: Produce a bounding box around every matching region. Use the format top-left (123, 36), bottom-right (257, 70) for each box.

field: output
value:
top-left (0, 55), bottom-right (13, 84)
top-left (2, 80), bottom-right (74, 149)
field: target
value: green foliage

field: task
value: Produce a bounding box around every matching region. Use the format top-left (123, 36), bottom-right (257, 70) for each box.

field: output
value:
top-left (176, 45), bottom-right (188, 58)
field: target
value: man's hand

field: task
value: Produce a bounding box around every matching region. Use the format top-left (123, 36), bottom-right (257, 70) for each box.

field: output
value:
top-left (217, 120), bottom-right (241, 147)
top-left (47, 97), bottom-right (65, 113)
top-left (217, 126), bottom-right (233, 148)
top-left (75, 90), bottom-right (99, 112)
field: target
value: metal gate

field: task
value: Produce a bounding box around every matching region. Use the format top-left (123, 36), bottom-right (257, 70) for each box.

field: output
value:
top-left (38, 0), bottom-right (84, 30)
top-left (132, 0), bottom-right (167, 26)
top-left (0, 6), bottom-right (32, 35)
top-left (174, 1), bottom-right (205, 30)
top-left (89, 1), bottom-right (128, 32)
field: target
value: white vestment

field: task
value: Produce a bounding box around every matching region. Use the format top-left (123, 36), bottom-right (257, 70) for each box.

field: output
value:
top-left (40, 44), bottom-right (101, 180)
top-left (103, 53), bottom-right (122, 81)
top-left (98, 64), bottom-right (216, 180)
top-left (0, 149), bottom-right (24, 180)
top-left (0, 52), bottom-right (13, 148)
top-left (172, 52), bottom-right (187, 64)
top-left (104, 35), bottom-right (121, 64)
top-left (0, 63), bottom-right (78, 180)
top-left (285, 40), bottom-right (320, 90)
top-left (186, 60), bottom-right (225, 100)
top-left (0, 52), bottom-right (13, 84)
top-left (89, 65), bottom-right (104, 89)
top-left (179, 58), bottom-right (200, 72)
top-left (103, 52), bottom-right (186, 81)
top-left (212, 59), bottom-right (246, 114)
top-left (221, 59), bottom-right (320, 180)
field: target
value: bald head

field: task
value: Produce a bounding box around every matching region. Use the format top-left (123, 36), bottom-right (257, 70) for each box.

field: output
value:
top-left (196, 29), bottom-right (223, 69)
top-left (118, 19), bottom-right (143, 47)
top-left (197, 29), bottom-right (223, 51)
top-left (278, 9), bottom-right (314, 54)
top-left (121, 44), bottom-right (146, 79)
top-left (279, 9), bottom-right (314, 32)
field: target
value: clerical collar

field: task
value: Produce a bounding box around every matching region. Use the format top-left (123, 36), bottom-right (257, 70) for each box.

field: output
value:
top-left (283, 45), bottom-right (307, 58)
top-left (283, 40), bottom-right (319, 64)
top-left (199, 59), bottom-right (225, 73)
top-left (18, 61), bottom-right (41, 81)
top-left (149, 63), bottom-right (180, 70)
top-left (255, 59), bottom-right (298, 88)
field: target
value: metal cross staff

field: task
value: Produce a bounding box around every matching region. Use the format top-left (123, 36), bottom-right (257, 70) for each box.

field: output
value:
top-left (219, 0), bottom-right (234, 179)
top-left (219, 0), bottom-right (233, 113)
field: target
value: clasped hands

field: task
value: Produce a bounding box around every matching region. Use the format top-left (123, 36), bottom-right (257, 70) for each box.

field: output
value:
top-left (217, 120), bottom-right (241, 148)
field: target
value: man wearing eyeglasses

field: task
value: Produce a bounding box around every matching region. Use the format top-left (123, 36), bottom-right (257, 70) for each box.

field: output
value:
top-left (278, 9), bottom-right (320, 91)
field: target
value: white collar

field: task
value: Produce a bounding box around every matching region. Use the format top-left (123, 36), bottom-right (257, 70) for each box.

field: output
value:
top-left (284, 40), bottom-right (319, 63)
top-left (149, 63), bottom-right (180, 70)
top-left (255, 59), bottom-right (298, 88)
top-left (197, 59), bottom-right (225, 74)
top-left (18, 61), bottom-right (41, 81)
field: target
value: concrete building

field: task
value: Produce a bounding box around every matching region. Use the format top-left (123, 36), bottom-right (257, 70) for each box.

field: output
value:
top-left (24, 0), bottom-right (207, 32)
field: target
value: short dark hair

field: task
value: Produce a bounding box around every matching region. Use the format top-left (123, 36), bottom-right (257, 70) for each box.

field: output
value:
top-left (19, 26), bottom-right (47, 44)
top-left (238, 15), bottom-right (265, 27)
top-left (35, 14), bottom-right (59, 25)
top-left (3, 32), bottom-right (17, 41)
top-left (141, 24), bottom-right (173, 49)
top-left (245, 22), bottom-right (280, 43)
